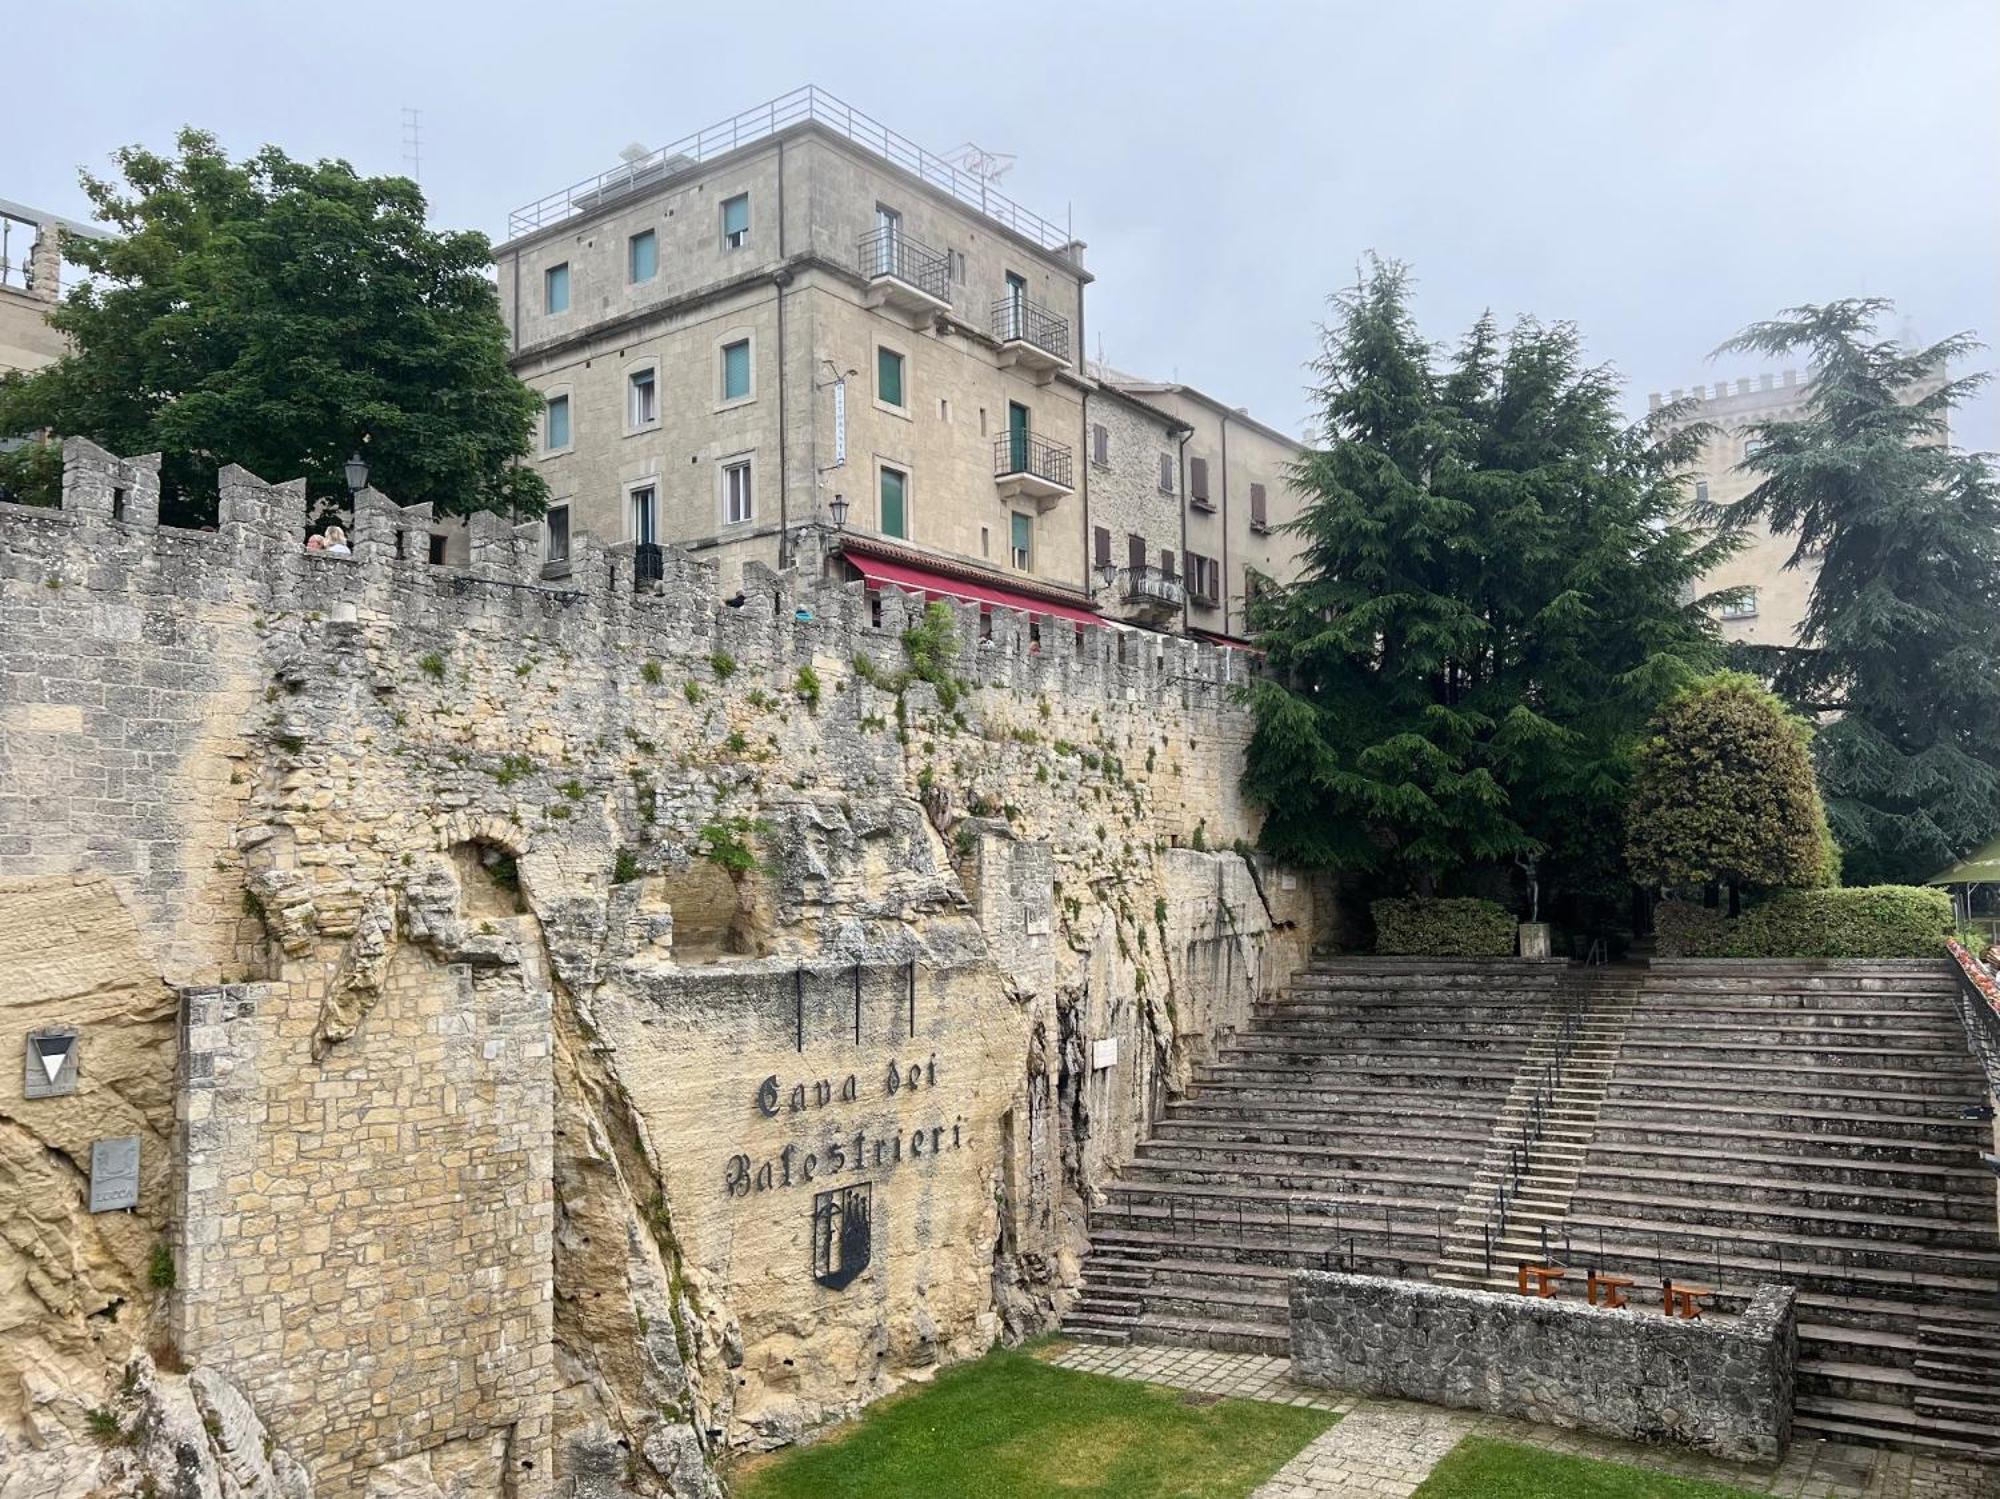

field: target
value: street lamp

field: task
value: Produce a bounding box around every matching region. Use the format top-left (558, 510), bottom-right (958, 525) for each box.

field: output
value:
top-left (828, 493), bottom-right (849, 531)
top-left (1097, 560), bottom-right (1118, 596)
top-left (343, 452), bottom-right (369, 495)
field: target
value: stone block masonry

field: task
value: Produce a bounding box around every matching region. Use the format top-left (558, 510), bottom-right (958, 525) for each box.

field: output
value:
top-left (1289, 1271), bottom-right (1797, 1464)
top-left (0, 439), bottom-right (1315, 1496)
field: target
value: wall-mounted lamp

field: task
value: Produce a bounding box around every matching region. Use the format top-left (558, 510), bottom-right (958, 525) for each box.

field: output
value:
top-left (343, 452), bottom-right (369, 495)
top-left (828, 494), bottom-right (849, 531)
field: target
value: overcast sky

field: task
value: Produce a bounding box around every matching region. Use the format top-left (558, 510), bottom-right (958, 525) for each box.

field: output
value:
top-left (11, 0), bottom-right (1998, 449)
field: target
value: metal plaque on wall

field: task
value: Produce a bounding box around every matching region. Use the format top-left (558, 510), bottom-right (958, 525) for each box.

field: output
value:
top-left (89, 1135), bottom-right (140, 1213)
top-left (24, 1029), bottom-right (79, 1099)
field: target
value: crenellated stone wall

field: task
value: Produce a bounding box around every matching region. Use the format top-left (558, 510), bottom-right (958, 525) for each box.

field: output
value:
top-left (0, 439), bottom-right (1316, 1497)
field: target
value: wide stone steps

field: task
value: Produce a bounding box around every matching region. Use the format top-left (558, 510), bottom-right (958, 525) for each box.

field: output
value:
top-left (1590, 1118), bottom-right (1987, 1163)
top-left (1578, 1139), bottom-right (1994, 1194)
top-left (1065, 955), bottom-right (2000, 1458)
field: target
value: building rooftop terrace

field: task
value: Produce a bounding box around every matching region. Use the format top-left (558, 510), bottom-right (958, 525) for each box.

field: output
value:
top-left (506, 85), bottom-right (1075, 252)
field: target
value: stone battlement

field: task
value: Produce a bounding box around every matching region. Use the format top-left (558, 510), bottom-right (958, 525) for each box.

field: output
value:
top-left (4, 438), bottom-right (1252, 719)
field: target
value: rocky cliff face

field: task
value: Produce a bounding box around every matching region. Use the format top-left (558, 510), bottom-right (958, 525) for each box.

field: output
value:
top-left (0, 444), bottom-right (1316, 1496)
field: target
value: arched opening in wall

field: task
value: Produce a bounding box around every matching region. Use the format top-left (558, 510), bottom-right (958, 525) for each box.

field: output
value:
top-left (653, 858), bottom-right (773, 960)
top-left (452, 840), bottom-right (527, 918)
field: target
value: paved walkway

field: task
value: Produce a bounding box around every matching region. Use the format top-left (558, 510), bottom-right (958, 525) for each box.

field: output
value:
top-left (1045, 1343), bottom-right (2000, 1498)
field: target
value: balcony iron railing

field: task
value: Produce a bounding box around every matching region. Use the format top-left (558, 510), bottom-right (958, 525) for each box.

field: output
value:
top-left (507, 86), bottom-right (1074, 249)
top-left (1121, 565), bottom-right (1184, 609)
top-left (634, 542), bottom-right (665, 589)
top-left (992, 295), bottom-right (1070, 363)
top-left (857, 227), bottom-right (951, 305)
top-left (994, 432), bottom-right (1073, 492)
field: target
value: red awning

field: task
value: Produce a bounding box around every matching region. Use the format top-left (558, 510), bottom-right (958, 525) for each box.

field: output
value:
top-left (844, 551), bottom-right (1104, 628)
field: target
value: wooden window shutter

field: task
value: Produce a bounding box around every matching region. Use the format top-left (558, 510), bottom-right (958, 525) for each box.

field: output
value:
top-left (1190, 457), bottom-right (1210, 503)
top-left (1093, 526), bottom-right (1111, 567)
top-left (1250, 482), bottom-right (1267, 528)
top-left (1158, 453), bottom-right (1175, 492)
top-left (1160, 548), bottom-right (1177, 579)
top-left (1092, 423), bottom-right (1109, 465)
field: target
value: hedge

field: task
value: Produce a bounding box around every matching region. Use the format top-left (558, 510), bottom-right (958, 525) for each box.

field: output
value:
top-left (1372, 897), bottom-right (1517, 957)
top-left (1654, 885), bottom-right (1952, 959)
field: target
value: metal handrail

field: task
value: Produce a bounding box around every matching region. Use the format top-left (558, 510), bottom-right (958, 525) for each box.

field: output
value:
top-left (857, 227), bottom-right (951, 303)
top-left (991, 294), bottom-right (1071, 361)
top-left (507, 85), bottom-right (1075, 249)
top-left (993, 432), bottom-right (1074, 491)
top-left (1470, 972), bottom-right (1590, 1254)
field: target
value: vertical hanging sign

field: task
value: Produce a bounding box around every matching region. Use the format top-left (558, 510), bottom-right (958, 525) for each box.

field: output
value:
top-left (832, 378), bottom-right (847, 469)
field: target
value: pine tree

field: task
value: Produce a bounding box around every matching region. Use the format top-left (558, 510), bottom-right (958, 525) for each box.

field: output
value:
top-left (1245, 258), bottom-right (1733, 912)
top-left (1707, 301), bottom-right (2000, 884)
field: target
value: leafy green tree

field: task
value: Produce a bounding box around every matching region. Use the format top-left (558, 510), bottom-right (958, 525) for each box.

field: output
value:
top-left (1706, 300), bottom-right (2000, 885)
top-left (1244, 257), bottom-right (1734, 912)
top-left (1625, 673), bottom-right (1835, 908)
top-left (0, 129), bottom-right (545, 525)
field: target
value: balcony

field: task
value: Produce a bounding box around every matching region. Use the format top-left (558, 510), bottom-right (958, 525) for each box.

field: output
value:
top-left (1119, 565), bottom-right (1184, 622)
top-left (858, 227), bottom-right (951, 326)
top-left (993, 433), bottom-right (1074, 509)
top-left (992, 295), bottom-right (1070, 381)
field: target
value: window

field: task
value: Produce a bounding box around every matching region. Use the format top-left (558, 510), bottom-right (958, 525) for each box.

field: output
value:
top-left (876, 346), bottom-right (906, 409)
top-left (949, 249), bottom-right (967, 284)
top-left (427, 533), bottom-right (447, 565)
top-left (1189, 456), bottom-right (1212, 509)
top-left (545, 393), bottom-right (571, 451)
top-left (1187, 552), bottom-right (1220, 604)
top-left (1695, 480), bottom-right (1710, 504)
top-left (1127, 532), bottom-right (1146, 571)
top-left (1002, 270), bottom-right (1027, 341)
top-left (1160, 548), bottom-right (1178, 581)
top-left (628, 368), bottom-right (657, 428)
top-left (1249, 482), bottom-right (1268, 532)
top-left (545, 262), bottom-right (570, 314)
top-left (1091, 423), bottom-right (1110, 467)
top-left (111, 486), bottom-right (128, 522)
top-left (722, 339), bottom-right (751, 401)
top-left (980, 524), bottom-right (991, 558)
top-left (1158, 453), bottom-right (1176, 493)
top-left (723, 459), bottom-right (753, 525)
top-left (544, 504), bottom-right (570, 564)
top-left (721, 194), bottom-right (749, 250)
top-left (630, 484), bottom-right (657, 544)
top-left (1093, 526), bottom-right (1112, 569)
top-left (879, 466), bottom-right (908, 539)
top-left (628, 229), bottom-right (657, 284)
top-left (1720, 589), bottom-right (1759, 620)
top-left (1010, 512), bottom-right (1032, 571)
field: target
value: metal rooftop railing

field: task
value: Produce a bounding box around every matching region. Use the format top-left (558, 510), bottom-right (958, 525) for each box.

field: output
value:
top-left (507, 86), bottom-right (1074, 251)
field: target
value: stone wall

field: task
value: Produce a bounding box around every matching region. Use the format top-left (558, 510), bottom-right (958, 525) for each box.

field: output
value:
top-left (0, 440), bottom-right (1313, 1496)
top-left (1290, 1272), bottom-right (1797, 1463)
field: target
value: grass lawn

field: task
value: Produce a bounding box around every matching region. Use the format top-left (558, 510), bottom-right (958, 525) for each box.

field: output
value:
top-left (728, 1344), bottom-right (1337, 1499)
top-left (1412, 1437), bottom-right (1766, 1498)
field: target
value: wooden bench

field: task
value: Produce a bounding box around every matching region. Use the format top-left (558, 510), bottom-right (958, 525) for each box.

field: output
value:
top-left (1662, 1280), bottom-right (1713, 1319)
top-left (1586, 1269), bottom-right (1634, 1309)
top-left (1516, 1262), bottom-right (1566, 1298)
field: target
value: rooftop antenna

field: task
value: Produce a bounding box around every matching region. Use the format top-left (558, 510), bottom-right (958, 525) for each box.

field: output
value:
top-left (401, 107), bottom-right (423, 185)
top-left (942, 141), bottom-right (1015, 214)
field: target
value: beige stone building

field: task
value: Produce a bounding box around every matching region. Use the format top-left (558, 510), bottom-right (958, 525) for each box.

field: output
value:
top-left (0, 198), bottom-right (96, 376)
top-left (1655, 364), bottom-right (1946, 649)
top-left (1096, 371), bottom-right (1305, 641)
top-left (495, 89), bottom-right (1305, 641)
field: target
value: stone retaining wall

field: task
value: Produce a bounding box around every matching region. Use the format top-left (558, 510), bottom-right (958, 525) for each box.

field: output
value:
top-left (1289, 1271), bottom-right (1796, 1463)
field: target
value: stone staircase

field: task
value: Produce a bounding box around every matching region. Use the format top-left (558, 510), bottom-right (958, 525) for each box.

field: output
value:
top-left (1064, 953), bottom-right (2000, 1464)
top-left (1064, 958), bottom-right (1564, 1351)
top-left (1560, 960), bottom-right (2000, 1460)
top-left (1434, 967), bottom-right (1642, 1288)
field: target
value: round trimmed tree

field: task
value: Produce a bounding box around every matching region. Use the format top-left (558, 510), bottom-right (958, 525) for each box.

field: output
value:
top-left (1625, 674), bottom-right (1834, 906)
